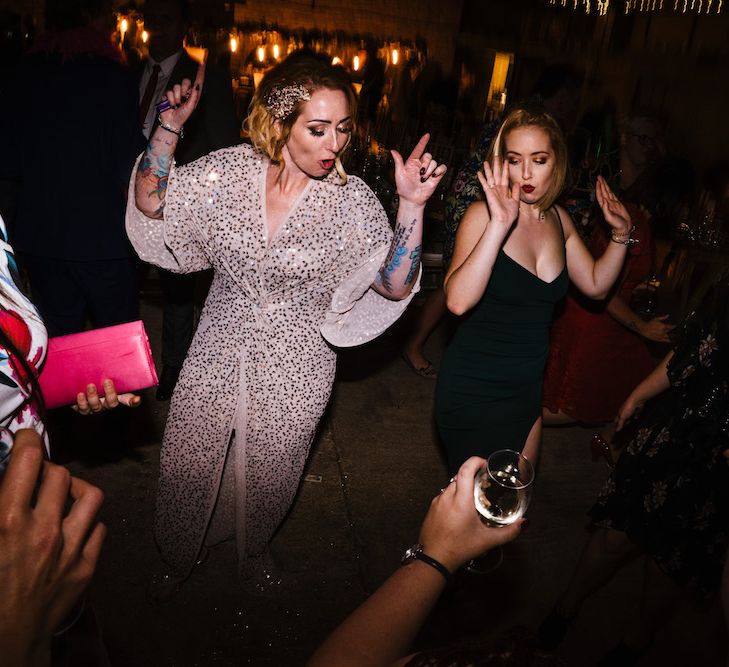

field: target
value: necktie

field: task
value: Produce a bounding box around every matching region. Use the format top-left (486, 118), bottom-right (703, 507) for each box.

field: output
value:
top-left (139, 63), bottom-right (162, 126)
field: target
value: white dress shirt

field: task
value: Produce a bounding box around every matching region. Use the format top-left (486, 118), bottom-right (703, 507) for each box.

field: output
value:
top-left (139, 49), bottom-right (183, 139)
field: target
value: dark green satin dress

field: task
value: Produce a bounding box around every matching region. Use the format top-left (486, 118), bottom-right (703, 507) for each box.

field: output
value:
top-left (435, 222), bottom-right (569, 474)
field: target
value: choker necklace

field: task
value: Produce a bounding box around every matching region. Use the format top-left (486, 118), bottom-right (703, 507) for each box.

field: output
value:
top-left (520, 205), bottom-right (545, 221)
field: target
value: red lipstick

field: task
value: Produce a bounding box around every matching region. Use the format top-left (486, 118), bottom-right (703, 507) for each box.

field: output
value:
top-left (522, 185), bottom-right (535, 193)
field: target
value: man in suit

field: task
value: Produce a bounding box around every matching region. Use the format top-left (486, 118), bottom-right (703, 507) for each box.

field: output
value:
top-left (0, 0), bottom-right (145, 337)
top-left (139, 0), bottom-right (240, 400)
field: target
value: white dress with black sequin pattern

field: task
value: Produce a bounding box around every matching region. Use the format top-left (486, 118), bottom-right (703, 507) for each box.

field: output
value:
top-left (126, 144), bottom-right (418, 577)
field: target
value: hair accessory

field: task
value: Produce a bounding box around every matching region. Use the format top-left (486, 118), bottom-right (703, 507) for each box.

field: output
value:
top-left (264, 83), bottom-right (311, 120)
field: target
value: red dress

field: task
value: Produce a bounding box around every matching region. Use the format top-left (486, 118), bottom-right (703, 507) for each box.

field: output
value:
top-left (542, 208), bottom-right (656, 423)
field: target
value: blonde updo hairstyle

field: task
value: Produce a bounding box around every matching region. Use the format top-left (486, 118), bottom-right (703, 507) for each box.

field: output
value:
top-left (487, 106), bottom-right (568, 212)
top-left (244, 51), bottom-right (358, 183)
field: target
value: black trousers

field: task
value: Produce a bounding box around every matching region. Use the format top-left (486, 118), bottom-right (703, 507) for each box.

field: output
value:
top-left (21, 255), bottom-right (139, 337)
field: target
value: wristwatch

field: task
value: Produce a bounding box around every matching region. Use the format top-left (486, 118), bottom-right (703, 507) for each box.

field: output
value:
top-left (401, 543), bottom-right (452, 584)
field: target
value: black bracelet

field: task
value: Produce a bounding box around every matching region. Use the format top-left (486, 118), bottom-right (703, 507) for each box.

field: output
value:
top-left (412, 550), bottom-right (452, 584)
top-left (402, 544), bottom-right (452, 584)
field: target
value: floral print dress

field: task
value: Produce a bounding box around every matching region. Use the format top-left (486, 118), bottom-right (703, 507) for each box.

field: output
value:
top-left (589, 303), bottom-right (729, 595)
top-left (0, 215), bottom-right (48, 474)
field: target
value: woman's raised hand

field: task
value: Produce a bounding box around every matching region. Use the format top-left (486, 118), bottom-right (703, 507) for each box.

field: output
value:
top-left (595, 175), bottom-right (631, 232)
top-left (159, 61), bottom-right (206, 131)
top-left (477, 158), bottom-right (520, 233)
top-left (391, 134), bottom-right (447, 207)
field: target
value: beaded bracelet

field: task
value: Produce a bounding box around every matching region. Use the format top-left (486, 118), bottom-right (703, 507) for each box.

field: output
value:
top-left (157, 114), bottom-right (184, 138)
top-left (610, 225), bottom-right (638, 245)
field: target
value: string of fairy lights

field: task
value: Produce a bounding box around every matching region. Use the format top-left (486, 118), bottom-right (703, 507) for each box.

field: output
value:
top-left (548, 0), bottom-right (723, 14)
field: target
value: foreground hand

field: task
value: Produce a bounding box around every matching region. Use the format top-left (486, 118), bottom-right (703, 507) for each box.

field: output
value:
top-left (615, 392), bottom-right (646, 431)
top-left (159, 61), bottom-right (206, 130)
top-left (419, 456), bottom-right (524, 573)
top-left (391, 134), bottom-right (447, 206)
top-left (73, 379), bottom-right (141, 415)
top-left (477, 157), bottom-right (520, 234)
top-left (596, 175), bottom-right (631, 232)
top-left (0, 430), bottom-right (105, 665)
top-left (639, 314), bottom-right (675, 343)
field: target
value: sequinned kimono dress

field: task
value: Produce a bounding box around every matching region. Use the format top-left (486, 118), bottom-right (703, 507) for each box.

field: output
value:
top-left (127, 144), bottom-right (416, 577)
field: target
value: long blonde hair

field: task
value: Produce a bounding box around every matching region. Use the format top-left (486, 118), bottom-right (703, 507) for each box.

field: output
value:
top-left (488, 106), bottom-right (568, 212)
top-left (244, 51), bottom-right (358, 184)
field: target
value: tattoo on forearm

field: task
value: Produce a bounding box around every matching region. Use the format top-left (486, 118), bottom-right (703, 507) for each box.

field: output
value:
top-left (405, 245), bottom-right (422, 285)
top-left (380, 218), bottom-right (416, 291)
top-left (140, 146), bottom-right (172, 202)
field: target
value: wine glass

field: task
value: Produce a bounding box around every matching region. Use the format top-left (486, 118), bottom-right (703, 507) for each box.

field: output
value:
top-left (465, 449), bottom-right (534, 574)
top-left (474, 449), bottom-right (534, 526)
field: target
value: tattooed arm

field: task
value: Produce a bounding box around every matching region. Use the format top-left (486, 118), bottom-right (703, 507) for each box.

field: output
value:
top-left (372, 135), bottom-right (446, 301)
top-left (373, 201), bottom-right (423, 300)
top-left (133, 63), bottom-right (205, 219)
top-left (134, 130), bottom-right (177, 219)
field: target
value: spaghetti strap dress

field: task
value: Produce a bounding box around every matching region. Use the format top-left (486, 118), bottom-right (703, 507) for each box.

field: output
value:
top-left (435, 210), bottom-right (569, 473)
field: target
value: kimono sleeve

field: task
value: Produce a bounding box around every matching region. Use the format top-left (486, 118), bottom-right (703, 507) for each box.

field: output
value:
top-left (126, 153), bottom-right (214, 273)
top-left (321, 181), bottom-right (421, 347)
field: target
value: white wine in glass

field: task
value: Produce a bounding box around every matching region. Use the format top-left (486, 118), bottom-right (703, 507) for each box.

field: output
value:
top-left (474, 449), bottom-right (534, 526)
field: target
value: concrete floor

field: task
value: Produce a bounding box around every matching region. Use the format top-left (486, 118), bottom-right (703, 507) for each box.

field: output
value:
top-left (52, 288), bottom-right (725, 666)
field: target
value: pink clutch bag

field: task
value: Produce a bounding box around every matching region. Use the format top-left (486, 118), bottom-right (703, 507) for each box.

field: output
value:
top-left (39, 321), bottom-right (158, 408)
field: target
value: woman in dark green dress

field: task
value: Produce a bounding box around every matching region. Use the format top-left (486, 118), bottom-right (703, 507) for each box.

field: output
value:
top-left (435, 107), bottom-right (633, 472)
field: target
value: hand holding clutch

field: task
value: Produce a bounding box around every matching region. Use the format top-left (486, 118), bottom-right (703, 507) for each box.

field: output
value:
top-left (73, 379), bottom-right (142, 415)
top-left (39, 321), bottom-right (158, 410)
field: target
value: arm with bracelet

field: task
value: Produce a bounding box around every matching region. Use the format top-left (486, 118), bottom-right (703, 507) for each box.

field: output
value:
top-left (134, 62), bottom-right (206, 219)
top-left (307, 457), bottom-right (525, 667)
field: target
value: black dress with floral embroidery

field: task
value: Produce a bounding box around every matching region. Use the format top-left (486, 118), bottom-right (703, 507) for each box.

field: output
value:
top-left (589, 304), bottom-right (729, 595)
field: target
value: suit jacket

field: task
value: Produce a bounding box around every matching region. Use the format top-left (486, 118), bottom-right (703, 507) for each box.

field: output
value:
top-left (140, 51), bottom-right (241, 166)
top-left (0, 49), bottom-right (146, 260)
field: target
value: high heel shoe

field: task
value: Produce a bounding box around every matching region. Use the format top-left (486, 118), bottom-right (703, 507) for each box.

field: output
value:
top-left (537, 605), bottom-right (576, 650)
top-left (590, 433), bottom-right (615, 469)
top-left (597, 639), bottom-right (651, 666)
top-left (146, 547), bottom-right (209, 604)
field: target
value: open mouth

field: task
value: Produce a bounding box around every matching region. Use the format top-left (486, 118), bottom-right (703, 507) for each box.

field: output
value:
top-left (320, 159), bottom-right (335, 170)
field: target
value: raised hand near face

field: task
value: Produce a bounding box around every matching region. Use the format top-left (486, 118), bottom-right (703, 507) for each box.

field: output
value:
top-left (596, 175), bottom-right (631, 232)
top-left (391, 134), bottom-right (448, 207)
top-left (477, 157), bottom-right (520, 234)
top-left (158, 61), bottom-right (206, 132)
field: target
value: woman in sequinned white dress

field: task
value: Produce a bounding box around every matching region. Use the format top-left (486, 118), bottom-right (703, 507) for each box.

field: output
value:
top-left (127, 52), bottom-right (447, 590)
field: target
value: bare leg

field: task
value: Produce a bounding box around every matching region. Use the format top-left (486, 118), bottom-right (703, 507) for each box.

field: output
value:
top-left (558, 527), bottom-right (640, 616)
top-left (620, 558), bottom-right (682, 650)
top-left (402, 288), bottom-right (448, 371)
top-left (542, 407), bottom-right (576, 426)
top-left (522, 416), bottom-right (542, 466)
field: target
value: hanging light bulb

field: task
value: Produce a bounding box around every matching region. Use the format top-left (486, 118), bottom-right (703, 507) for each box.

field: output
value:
top-left (230, 36), bottom-right (238, 53)
top-left (332, 56), bottom-right (342, 65)
top-left (257, 46), bottom-right (265, 62)
top-left (392, 48), bottom-right (399, 65)
top-left (273, 43), bottom-right (280, 59)
top-left (353, 55), bottom-right (360, 71)
top-left (141, 30), bottom-right (149, 43)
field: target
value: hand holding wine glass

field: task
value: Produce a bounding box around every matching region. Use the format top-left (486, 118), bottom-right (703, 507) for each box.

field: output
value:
top-left (419, 456), bottom-right (525, 574)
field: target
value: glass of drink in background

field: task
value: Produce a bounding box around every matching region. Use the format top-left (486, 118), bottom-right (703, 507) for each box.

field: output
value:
top-left (474, 449), bottom-right (534, 526)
